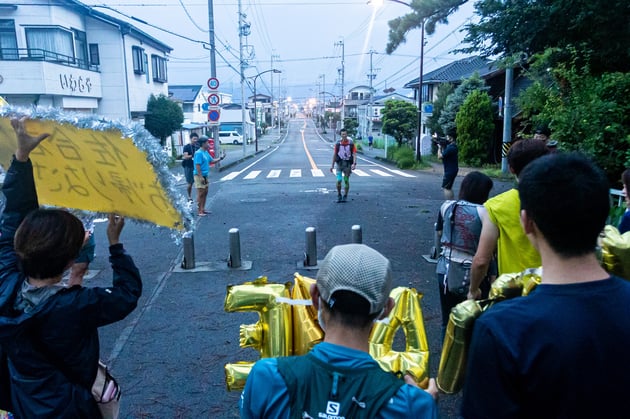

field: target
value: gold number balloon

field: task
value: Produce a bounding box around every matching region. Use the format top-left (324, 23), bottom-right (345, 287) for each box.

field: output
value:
top-left (600, 225), bottom-right (630, 280)
top-left (437, 299), bottom-right (485, 394)
top-left (223, 276), bottom-right (292, 391)
top-left (438, 267), bottom-right (542, 394)
top-left (291, 273), bottom-right (324, 355)
top-left (368, 287), bottom-right (430, 388)
top-left (224, 278), bottom-right (430, 391)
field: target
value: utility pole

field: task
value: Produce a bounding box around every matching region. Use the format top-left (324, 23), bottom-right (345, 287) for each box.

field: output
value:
top-left (335, 39), bottom-right (345, 127)
top-left (238, 0), bottom-right (246, 156)
top-left (501, 66), bottom-right (513, 173)
top-left (271, 52), bottom-right (280, 132)
top-left (319, 74), bottom-right (325, 128)
top-left (415, 18), bottom-right (425, 162)
top-left (277, 71), bottom-right (282, 137)
top-left (367, 49), bottom-right (376, 139)
top-left (207, 0), bottom-right (219, 164)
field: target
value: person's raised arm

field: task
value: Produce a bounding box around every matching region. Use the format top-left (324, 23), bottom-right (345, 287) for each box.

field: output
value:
top-left (12, 117), bottom-right (49, 161)
top-left (106, 214), bottom-right (124, 246)
top-left (468, 208), bottom-right (498, 300)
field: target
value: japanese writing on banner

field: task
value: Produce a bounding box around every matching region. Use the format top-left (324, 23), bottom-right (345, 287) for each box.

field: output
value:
top-left (0, 117), bottom-right (183, 230)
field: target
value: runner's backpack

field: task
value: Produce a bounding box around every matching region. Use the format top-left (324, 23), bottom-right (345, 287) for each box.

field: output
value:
top-left (276, 352), bottom-right (403, 419)
top-left (334, 140), bottom-right (354, 163)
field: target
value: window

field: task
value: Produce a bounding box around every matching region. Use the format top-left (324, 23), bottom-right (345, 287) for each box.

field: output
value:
top-left (151, 54), bottom-right (167, 83)
top-left (89, 43), bottom-right (100, 66)
top-left (25, 26), bottom-right (73, 61)
top-left (73, 29), bottom-right (88, 68)
top-left (132, 46), bottom-right (145, 74)
top-left (0, 20), bottom-right (18, 60)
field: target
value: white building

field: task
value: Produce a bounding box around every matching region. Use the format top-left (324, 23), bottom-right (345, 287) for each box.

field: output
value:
top-left (357, 92), bottom-right (415, 138)
top-left (0, 0), bottom-right (171, 121)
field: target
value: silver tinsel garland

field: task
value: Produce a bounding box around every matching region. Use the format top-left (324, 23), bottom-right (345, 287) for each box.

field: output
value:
top-left (0, 105), bottom-right (194, 243)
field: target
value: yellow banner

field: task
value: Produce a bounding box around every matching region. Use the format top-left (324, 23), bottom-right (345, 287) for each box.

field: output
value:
top-left (0, 117), bottom-right (183, 230)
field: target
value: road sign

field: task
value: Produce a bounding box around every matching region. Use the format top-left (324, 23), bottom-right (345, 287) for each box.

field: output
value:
top-left (201, 103), bottom-right (209, 111)
top-left (208, 109), bottom-right (220, 124)
top-left (207, 93), bottom-right (221, 106)
top-left (207, 78), bottom-right (219, 90)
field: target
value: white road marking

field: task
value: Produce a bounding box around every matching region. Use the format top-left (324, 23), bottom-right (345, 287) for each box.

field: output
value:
top-left (267, 170), bottom-right (281, 178)
top-left (369, 169), bottom-right (393, 177)
top-left (289, 169), bottom-right (302, 177)
top-left (243, 170), bottom-right (261, 179)
top-left (389, 170), bottom-right (416, 178)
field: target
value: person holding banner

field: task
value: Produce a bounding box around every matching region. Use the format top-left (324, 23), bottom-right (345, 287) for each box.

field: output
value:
top-left (0, 117), bottom-right (142, 417)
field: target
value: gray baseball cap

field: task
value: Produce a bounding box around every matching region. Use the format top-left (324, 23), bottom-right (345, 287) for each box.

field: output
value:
top-left (316, 244), bottom-right (393, 315)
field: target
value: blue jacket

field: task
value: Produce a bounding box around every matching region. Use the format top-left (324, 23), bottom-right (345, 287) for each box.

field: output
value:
top-left (0, 157), bottom-right (142, 418)
top-left (240, 342), bottom-right (438, 419)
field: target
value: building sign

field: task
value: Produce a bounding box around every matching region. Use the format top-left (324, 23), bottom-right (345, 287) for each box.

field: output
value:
top-left (59, 73), bottom-right (93, 93)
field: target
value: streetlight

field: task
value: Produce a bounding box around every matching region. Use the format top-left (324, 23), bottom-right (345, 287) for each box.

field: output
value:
top-left (370, 0), bottom-right (425, 161)
top-left (251, 69), bottom-right (282, 152)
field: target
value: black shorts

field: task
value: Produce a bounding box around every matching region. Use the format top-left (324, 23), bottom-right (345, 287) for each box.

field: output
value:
top-left (442, 173), bottom-right (456, 189)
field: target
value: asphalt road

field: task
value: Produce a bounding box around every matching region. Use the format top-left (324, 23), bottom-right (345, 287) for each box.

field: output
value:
top-left (83, 118), bottom-right (514, 418)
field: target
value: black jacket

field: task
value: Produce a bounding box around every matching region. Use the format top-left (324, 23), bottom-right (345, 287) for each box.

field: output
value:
top-left (0, 157), bottom-right (142, 418)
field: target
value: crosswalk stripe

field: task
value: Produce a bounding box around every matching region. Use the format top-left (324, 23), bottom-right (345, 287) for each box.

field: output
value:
top-left (243, 170), bottom-right (261, 179)
top-left (219, 168), bottom-right (415, 181)
top-left (389, 169), bottom-right (416, 178)
top-left (369, 169), bottom-right (393, 177)
top-left (221, 172), bottom-right (240, 181)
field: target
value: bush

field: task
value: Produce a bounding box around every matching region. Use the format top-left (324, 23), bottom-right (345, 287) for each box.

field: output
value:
top-left (393, 146), bottom-right (415, 168)
top-left (456, 90), bottom-right (495, 166)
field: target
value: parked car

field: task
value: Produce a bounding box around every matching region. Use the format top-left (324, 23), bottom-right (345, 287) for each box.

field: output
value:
top-left (218, 131), bottom-right (243, 145)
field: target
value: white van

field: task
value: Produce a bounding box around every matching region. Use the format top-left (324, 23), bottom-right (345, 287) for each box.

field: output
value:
top-left (218, 131), bottom-right (243, 145)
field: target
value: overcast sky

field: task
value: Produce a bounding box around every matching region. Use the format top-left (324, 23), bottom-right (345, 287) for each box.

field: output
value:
top-left (82, 0), bottom-right (477, 104)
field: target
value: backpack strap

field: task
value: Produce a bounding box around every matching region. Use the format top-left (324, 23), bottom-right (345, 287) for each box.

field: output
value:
top-left (277, 353), bottom-right (403, 419)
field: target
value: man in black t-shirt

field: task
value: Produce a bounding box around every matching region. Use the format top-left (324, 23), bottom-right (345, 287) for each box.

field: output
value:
top-left (182, 132), bottom-right (199, 201)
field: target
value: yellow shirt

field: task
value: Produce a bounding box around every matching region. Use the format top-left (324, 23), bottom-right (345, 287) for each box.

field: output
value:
top-left (485, 188), bottom-right (541, 274)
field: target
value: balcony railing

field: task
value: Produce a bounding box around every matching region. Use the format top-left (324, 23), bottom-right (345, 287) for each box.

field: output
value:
top-left (0, 48), bottom-right (99, 72)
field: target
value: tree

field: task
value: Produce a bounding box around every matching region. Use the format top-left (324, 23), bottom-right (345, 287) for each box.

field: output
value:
top-left (516, 51), bottom-right (630, 184)
top-left (343, 118), bottom-right (358, 138)
top-left (386, 0), bottom-right (468, 54)
top-left (438, 73), bottom-right (488, 136)
top-left (455, 89), bottom-right (494, 167)
top-left (462, 0), bottom-right (630, 74)
top-left (144, 94), bottom-right (184, 147)
top-left (381, 99), bottom-right (418, 147)
top-left (426, 83), bottom-right (454, 137)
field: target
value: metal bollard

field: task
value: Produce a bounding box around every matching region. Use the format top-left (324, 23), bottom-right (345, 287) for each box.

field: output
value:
top-left (228, 228), bottom-right (242, 268)
top-left (351, 225), bottom-right (362, 244)
top-left (181, 232), bottom-right (195, 269)
top-left (304, 227), bottom-right (317, 267)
